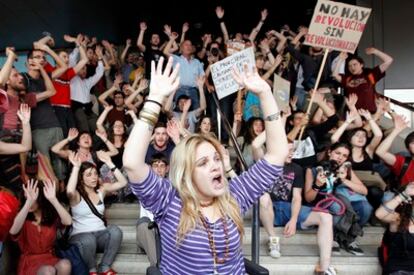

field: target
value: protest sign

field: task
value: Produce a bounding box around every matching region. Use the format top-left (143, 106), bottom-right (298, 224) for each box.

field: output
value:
top-left (211, 47), bottom-right (255, 99)
top-left (273, 74), bottom-right (290, 110)
top-left (304, 0), bottom-right (371, 53)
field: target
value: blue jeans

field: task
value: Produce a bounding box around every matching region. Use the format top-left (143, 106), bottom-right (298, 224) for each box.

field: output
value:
top-left (294, 87), bottom-right (308, 111)
top-left (174, 86), bottom-right (199, 111)
top-left (273, 201), bottom-right (313, 230)
top-left (351, 200), bottom-right (373, 226)
top-left (328, 199), bottom-right (372, 226)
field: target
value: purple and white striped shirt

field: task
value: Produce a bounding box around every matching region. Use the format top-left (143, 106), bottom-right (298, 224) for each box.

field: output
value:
top-left (130, 159), bottom-right (283, 275)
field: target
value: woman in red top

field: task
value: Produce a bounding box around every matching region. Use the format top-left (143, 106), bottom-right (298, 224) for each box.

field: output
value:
top-left (9, 179), bottom-right (72, 275)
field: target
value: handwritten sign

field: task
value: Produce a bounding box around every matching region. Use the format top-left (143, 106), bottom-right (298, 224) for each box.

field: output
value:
top-left (211, 47), bottom-right (255, 99)
top-left (304, 0), bottom-right (371, 53)
top-left (273, 74), bottom-right (291, 110)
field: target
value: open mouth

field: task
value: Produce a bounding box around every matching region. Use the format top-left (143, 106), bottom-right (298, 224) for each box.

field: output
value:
top-left (212, 175), bottom-right (223, 190)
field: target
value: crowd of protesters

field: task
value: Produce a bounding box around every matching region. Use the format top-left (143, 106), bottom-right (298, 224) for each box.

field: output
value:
top-left (0, 5), bottom-right (414, 275)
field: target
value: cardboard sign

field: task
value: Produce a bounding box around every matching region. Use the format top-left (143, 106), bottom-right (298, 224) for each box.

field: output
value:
top-left (226, 40), bottom-right (246, 56)
top-left (211, 47), bottom-right (255, 99)
top-left (273, 74), bottom-right (291, 110)
top-left (304, 0), bottom-right (371, 53)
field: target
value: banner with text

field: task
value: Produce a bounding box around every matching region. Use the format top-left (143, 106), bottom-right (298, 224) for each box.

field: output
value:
top-left (304, 0), bottom-right (371, 53)
top-left (211, 47), bottom-right (255, 99)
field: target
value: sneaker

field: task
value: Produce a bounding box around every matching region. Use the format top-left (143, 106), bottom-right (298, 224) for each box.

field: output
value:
top-left (345, 241), bottom-right (364, 256)
top-left (331, 241), bottom-right (341, 255)
top-left (268, 236), bottom-right (281, 258)
top-left (314, 265), bottom-right (337, 275)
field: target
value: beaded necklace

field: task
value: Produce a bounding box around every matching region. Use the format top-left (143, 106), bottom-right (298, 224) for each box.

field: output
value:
top-left (199, 210), bottom-right (230, 274)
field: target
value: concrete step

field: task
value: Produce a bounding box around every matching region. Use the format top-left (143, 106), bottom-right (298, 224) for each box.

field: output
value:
top-left (98, 253), bottom-right (381, 275)
top-left (114, 224), bottom-right (384, 246)
top-left (103, 204), bottom-right (382, 274)
top-left (102, 242), bottom-right (379, 257)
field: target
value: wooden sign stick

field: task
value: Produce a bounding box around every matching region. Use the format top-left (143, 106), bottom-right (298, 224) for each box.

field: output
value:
top-left (297, 48), bottom-right (330, 141)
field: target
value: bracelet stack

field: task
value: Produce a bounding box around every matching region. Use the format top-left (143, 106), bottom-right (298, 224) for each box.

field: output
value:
top-left (399, 191), bottom-right (412, 204)
top-left (139, 107), bottom-right (159, 127)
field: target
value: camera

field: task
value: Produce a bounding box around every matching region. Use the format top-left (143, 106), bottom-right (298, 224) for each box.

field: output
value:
top-left (210, 47), bottom-right (220, 57)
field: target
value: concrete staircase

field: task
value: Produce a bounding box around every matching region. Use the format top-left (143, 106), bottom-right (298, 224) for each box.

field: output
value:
top-left (104, 203), bottom-right (383, 275)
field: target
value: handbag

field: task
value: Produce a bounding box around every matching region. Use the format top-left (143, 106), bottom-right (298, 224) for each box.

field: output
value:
top-left (55, 226), bottom-right (88, 275)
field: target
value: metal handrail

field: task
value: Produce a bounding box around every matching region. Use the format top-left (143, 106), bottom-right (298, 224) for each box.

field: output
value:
top-left (384, 95), bottom-right (414, 112)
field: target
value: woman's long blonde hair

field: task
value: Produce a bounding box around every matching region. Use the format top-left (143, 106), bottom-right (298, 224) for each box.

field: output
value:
top-left (169, 134), bottom-right (244, 245)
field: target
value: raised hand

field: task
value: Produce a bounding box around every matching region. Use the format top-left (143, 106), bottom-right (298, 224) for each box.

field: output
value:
top-left (182, 22), bottom-right (190, 33)
top-left (166, 119), bottom-right (180, 141)
top-left (404, 183), bottom-right (414, 196)
top-left (298, 26), bottom-right (308, 35)
top-left (309, 89), bottom-right (324, 104)
top-left (202, 34), bottom-right (212, 45)
top-left (104, 104), bottom-right (114, 113)
top-left (300, 114), bottom-right (309, 127)
top-left (365, 47), bottom-right (377, 55)
top-left (67, 128), bottom-right (79, 142)
top-left (17, 104), bottom-right (31, 124)
top-left (43, 179), bottom-right (57, 202)
top-left (164, 25), bottom-right (172, 37)
top-left (345, 93), bottom-right (358, 108)
top-left (338, 51), bottom-right (348, 60)
top-left (345, 111), bottom-right (357, 124)
top-left (23, 179), bottom-right (39, 206)
top-left (68, 151), bottom-right (81, 168)
top-left (138, 79), bottom-right (149, 91)
top-left (33, 42), bottom-right (49, 52)
top-left (215, 6), bottom-right (225, 19)
top-left (102, 40), bottom-right (111, 49)
top-left (64, 34), bottom-right (76, 43)
top-left (232, 64), bottom-right (271, 95)
top-left (376, 97), bottom-right (391, 113)
top-left (126, 39), bottom-right (132, 47)
top-left (261, 9), bottom-right (268, 21)
top-left (149, 57), bottom-right (180, 99)
top-left (113, 74), bottom-right (123, 89)
top-left (5, 47), bottom-right (17, 60)
top-left (275, 54), bottom-right (283, 65)
top-left (358, 109), bottom-right (372, 121)
top-left (140, 21), bottom-right (147, 31)
top-left (95, 45), bottom-right (103, 58)
top-left (393, 114), bottom-right (410, 132)
top-left (96, 150), bottom-right (112, 164)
